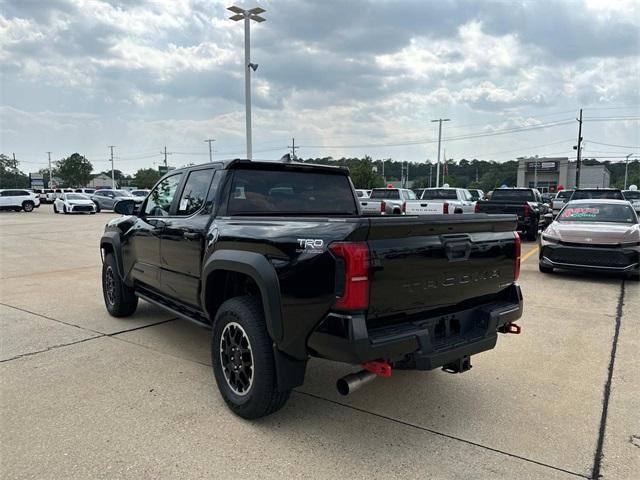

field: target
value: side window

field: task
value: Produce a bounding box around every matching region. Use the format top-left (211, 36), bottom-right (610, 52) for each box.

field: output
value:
top-left (407, 190), bottom-right (417, 200)
top-left (176, 169), bottom-right (215, 216)
top-left (144, 173), bottom-right (183, 217)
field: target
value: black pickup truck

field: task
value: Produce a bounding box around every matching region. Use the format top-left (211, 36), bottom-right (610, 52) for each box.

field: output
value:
top-left (100, 159), bottom-right (523, 419)
top-left (476, 188), bottom-right (549, 240)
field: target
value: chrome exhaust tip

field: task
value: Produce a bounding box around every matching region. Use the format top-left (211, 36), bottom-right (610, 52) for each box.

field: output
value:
top-left (336, 370), bottom-right (377, 396)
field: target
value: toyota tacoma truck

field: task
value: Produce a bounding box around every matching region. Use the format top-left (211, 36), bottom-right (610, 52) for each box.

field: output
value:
top-left (476, 187), bottom-right (549, 240)
top-left (359, 187), bottom-right (416, 215)
top-left (100, 159), bottom-right (523, 419)
top-left (404, 187), bottom-right (476, 215)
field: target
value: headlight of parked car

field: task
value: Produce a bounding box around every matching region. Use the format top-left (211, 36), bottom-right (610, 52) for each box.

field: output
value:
top-left (541, 233), bottom-right (560, 244)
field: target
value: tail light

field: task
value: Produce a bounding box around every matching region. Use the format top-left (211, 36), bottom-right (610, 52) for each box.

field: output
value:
top-left (401, 201), bottom-right (406, 214)
top-left (514, 232), bottom-right (521, 281)
top-left (523, 204), bottom-right (530, 217)
top-left (443, 202), bottom-right (449, 214)
top-left (329, 242), bottom-right (369, 311)
top-left (380, 200), bottom-right (386, 214)
top-left (474, 202), bottom-right (480, 213)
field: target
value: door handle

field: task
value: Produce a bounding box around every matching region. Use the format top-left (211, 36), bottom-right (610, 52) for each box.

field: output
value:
top-left (183, 232), bottom-right (201, 240)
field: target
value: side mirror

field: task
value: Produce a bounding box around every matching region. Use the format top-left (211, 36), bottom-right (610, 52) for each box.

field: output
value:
top-left (114, 199), bottom-right (137, 216)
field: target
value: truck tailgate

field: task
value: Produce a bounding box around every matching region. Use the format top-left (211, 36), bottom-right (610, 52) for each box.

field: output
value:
top-left (366, 215), bottom-right (518, 322)
top-left (404, 201), bottom-right (444, 215)
top-left (359, 200), bottom-right (382, 215)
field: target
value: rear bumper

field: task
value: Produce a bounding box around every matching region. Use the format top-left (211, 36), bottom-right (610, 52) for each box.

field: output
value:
top-left (307, 284), bottom-right (523, 368)
top-left (540, 245), bottom-right (640, 274)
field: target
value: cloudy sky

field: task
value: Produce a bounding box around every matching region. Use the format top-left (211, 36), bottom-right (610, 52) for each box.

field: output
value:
top-left (1, 0), bottom-right (639, 174)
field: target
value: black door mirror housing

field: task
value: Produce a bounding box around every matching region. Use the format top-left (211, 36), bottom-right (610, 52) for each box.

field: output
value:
top-left (114, 199), bottom-right (137, 216)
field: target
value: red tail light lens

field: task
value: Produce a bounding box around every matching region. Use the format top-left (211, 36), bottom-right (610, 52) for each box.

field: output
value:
top-left (380, 200), bottom-right (386, 213)
top-left (474, 202), bottom-right (480, 213)
top-left (523, 204), bottom-right (530, 217)
top-left (329, 242), bottom-right (369, 311)
top-left (443, 202), bottom-right (449, 214)
top-left (514, 232), bottom-right (521, 281)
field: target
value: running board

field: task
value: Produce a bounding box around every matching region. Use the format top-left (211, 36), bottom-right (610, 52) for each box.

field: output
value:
top-left (136, 291), bottom-right (210, 329)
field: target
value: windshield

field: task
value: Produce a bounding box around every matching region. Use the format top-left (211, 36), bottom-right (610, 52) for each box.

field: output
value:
top-left (558, 203), bottom-right (637, 224)
top-left (468, 190), bottom-right (482, 200)
top-left (66, 194), bottom-right (87, 200)
top-left (370, 189), bottom-right (400, 199)
top-left (623, 191), bottom-right (640, 200)
top-left (228, 168), bottom-right (358, 216)
top-left (490, 189), bottom-right (534, 201)
top-left (555, 191), bottom-right (573, 199)
top-left (571, 190), bottom-right (624, 200)
top-left (421, 189), bottom-right (457, 200)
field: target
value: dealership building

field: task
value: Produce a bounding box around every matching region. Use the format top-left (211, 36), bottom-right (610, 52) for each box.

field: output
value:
top-left (516, 157), bottom-right (611, 193)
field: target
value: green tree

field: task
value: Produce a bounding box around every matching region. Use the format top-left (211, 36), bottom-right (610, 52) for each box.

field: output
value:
top-left (0, 154), bottom-right (29, 188)
top-left (55, 153), bottom-right (93, 187)
top-left (349, 158), bottom-right (384, 189)
top-left (411, 176), bottom-right (430, 188)
top-left (133, 168), bottom-right (162, 189)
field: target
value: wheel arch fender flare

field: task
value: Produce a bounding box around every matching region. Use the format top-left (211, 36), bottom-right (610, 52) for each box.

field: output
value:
top-left (202, 250), bottom-right (283, 343)
top-left (100, 232), bottom-right (125, 280)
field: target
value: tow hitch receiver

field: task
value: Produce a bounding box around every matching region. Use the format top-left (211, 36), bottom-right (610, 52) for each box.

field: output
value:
top-left (442, 355), bottom-right (472, 374)
top-left (362, 360), bottom-right (392, 378)
top-left (498, 322), bottom-right (522, 334)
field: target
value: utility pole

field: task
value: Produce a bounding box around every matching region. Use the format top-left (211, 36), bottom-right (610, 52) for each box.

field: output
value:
top-left (288, 137), bottom-right (299, 159)
top-left (431, 118), bottom-right (451, 187)
top-left (624, 153), bottom-right (633, 189)
top-left (46, 152), bottom-right (52, 188)
top-left (574, 109), bottom-right (583, 188)
top-left (228, 6), bottom-right (266, 160)
top-left (429, 163), bottom-right (433, 188)
top-left (204, 139), bottom-right (215, 162)
top-left (382, 160), bottom-right (385, 183)
top-left (534, 160), bottom-right (538, 188)
top-left (442, 148), bottom-right (447, 185)
top-left (108, 145), bottom-right (116, 188)
top-left (163, 146), bottom-right (168, 169)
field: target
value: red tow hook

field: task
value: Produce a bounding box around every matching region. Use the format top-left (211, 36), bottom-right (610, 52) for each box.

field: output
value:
top-left (499, 322), bottom-right (522, 334)
top-left (361, 360), bottom-right (392, 377)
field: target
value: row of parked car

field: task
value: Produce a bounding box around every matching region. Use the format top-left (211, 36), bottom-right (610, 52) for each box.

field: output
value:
top-left (0, 187), bottom-right (150, 214)
top-left (356, 185), bottom-right (640, 242)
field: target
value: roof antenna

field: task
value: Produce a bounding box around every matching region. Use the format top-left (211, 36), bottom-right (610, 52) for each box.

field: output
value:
top-left (280, 153), bottom-right (292, 163)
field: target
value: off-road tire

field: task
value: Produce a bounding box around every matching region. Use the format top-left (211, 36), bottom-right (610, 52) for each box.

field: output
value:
top-left (22, 201), bottom-right (34, 212)
top-left (525, 222), bottom-right (538, 241)
top-left (211, 296), bottom-right (290, 419)
top-left (102, 253), bottom-right (138, 317)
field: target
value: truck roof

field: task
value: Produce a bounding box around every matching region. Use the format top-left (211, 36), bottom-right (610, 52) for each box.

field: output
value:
top-left (169, 159), bottom-right (349, 175)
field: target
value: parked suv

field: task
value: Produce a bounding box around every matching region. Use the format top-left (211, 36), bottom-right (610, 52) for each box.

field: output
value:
top-left (0, 189), bottom-right (40, 212)
top-left (100, 159), bottom-right (523, 419)
top-left (91, 189), bottom-right (143, 212)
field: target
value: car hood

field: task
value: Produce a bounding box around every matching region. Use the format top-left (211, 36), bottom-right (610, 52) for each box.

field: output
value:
top-left (547, 221), bottom-right (640, 244)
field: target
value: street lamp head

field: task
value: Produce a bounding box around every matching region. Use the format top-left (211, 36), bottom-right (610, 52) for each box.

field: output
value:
top-left (228, 5), bottom-right (266, 22)
top-left (248, 63), bottom-right (258, 71)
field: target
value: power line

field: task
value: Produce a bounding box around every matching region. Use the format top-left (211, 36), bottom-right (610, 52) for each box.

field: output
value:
top-left (586, 140), bottom-right (640, 149)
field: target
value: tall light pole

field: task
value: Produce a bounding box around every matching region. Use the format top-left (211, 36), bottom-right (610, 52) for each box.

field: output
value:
top-left (46, 151), bottom-right (52, 188)
top-left (204, 139), bottom-right (215, 162)
top-left (228, 6), bottom-right (266, 160)
top-left (431, 118), bottom-right (450, 187)
top-left (108, 145), bottom-right (116, 188)
top-left (624, 153), bottom-right (634, 189)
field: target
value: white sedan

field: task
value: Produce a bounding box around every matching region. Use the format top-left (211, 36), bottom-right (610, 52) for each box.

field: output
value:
top-left (53, 193), bottom-right (97, 214)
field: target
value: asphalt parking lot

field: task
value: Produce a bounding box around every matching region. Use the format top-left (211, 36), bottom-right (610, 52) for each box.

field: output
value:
top-left (1, 206), bottom-right (638, 479)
